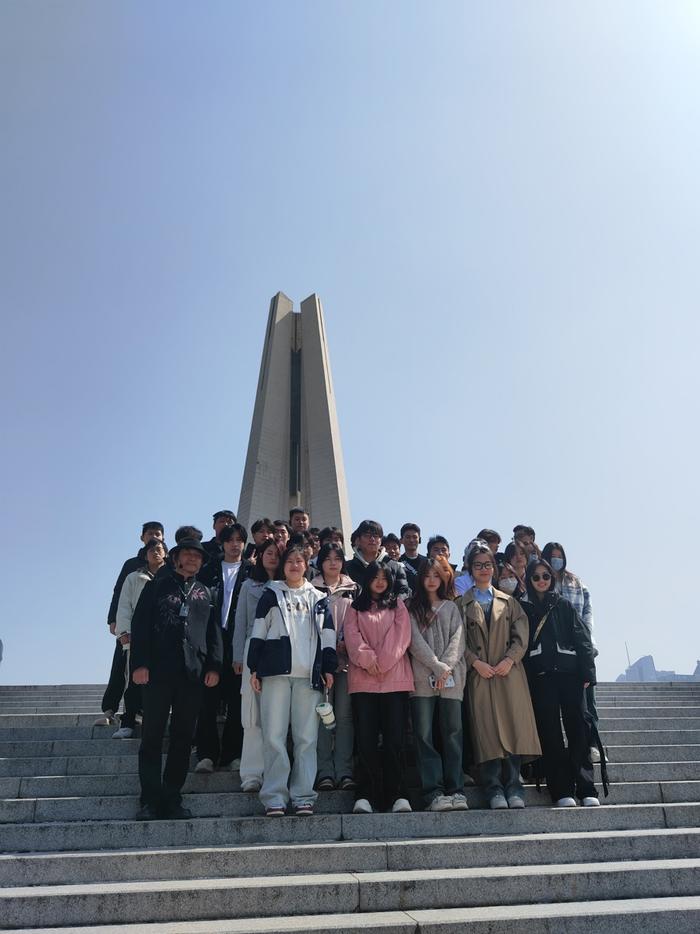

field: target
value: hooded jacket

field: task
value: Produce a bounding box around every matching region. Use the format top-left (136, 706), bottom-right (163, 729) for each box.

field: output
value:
top-left (246, 580), bottom-right (337, 690)
top-left (310, 573), bottom-right (357, 671)
top-left (345, 548), bottom-right (411, 600)
top-left (344, 599), bottom-right (415, 694)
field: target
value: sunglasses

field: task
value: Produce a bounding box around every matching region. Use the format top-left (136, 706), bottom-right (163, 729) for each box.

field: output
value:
top-left (531, 573), bottom-right (551, 582)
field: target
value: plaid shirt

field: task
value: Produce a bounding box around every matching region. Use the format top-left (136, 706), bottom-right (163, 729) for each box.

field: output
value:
top-left (558, 572), bottom-right (595, 646)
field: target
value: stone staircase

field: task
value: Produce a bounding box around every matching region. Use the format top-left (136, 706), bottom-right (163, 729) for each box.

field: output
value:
top-left (0, 681), bottom-right (699, 932)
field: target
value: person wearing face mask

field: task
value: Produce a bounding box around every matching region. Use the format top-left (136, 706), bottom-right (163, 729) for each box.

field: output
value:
top-left (541, 542), bottom-right (600, 760)
top-left (498, 541), bottom-right (528, 599)
top-left (520, 559), bottom-right (604, 808)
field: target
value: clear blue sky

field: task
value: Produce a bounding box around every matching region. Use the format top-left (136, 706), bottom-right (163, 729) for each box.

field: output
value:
top-left (2, 1), bottom-right (699, 684)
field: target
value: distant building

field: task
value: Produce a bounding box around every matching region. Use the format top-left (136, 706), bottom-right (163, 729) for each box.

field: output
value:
top-left (617, 655), bottom-right (700, 682)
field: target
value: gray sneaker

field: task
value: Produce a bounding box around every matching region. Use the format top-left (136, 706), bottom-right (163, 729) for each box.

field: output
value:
top-left (427, 795), bottom-right (453, 812)
top-left (451, 793), bottom-right (469, 811)
top-left (194, 758), bottom-right (214, 774)
top-left (507, 795), bottom-right (525, 809)
top-left (489, 794), bottom-right (508, 810)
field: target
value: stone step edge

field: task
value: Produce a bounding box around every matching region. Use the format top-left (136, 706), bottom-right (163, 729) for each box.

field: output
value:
top-left (2, 824), bottom-right (698, 863)
top-left (4, 856), bottom-right (700, 899)
top-left (4, 778), bottom-right (700, 805)
top-left (9, 896), bottom-right (700, 934)
top-left (3, 798), bottom-right (700, 831)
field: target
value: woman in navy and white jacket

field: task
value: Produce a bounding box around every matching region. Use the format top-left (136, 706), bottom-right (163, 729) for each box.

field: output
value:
top-left (247, 544), bottom-right (336, 816)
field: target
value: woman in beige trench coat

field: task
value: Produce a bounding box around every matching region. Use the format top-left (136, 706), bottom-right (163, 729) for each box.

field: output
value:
top-left (456, 544), bottom-right (541, 809)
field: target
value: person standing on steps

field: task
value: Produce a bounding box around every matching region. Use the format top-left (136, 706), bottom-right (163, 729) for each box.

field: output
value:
top-left (456, 542), bottom-right (541, 810)
top-left (202, 510), bottom-right (237, 566)
top-left (233, 537), bottom-right (281, 792)
top-left (408, 558), bottom-right (467, 812)
top-left (346, 519), bottom-right (411, 601)
top-left (112, 539), bottom-right (168, 739)
top-left (344, 562), bottom-right (414, 815)
top-left (96, 521), bottom-right (166, 728)
top-left (194, 523), bottom-right (251, 774)
top-left (130, 538), bottom-right (222, 820)
top-left (248, 544), bottom-right (337, 817)
top-left (541, 541), bottom-right (601, 763)
top-left (310, 542), bottom-right (358, 791)
top-left (521, 557), bottom-right (602, 808)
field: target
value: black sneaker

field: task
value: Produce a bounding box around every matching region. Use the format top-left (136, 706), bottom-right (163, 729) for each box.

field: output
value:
top-left (166, 803), bottom-right (193, 820)
top-left (135, 803), bottom-right (160, 821)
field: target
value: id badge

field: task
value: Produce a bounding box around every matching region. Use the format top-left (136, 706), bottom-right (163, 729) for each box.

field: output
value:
top-left (179, 604), bottom-right (189, 618)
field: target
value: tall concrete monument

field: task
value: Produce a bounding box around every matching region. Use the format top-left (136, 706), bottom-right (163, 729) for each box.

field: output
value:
top-left (237, 292), bottom-right (352, 540)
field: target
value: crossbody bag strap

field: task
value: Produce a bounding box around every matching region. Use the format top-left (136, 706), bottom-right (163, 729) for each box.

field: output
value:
top-left (533, 608), bottom-right (552, 644)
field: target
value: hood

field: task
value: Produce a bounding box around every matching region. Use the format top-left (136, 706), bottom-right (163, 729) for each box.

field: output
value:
top-left (352, 547), bottom-right (387, 567)
top-left (310, 573), bottom-right (356, 596)
top-left (265, 579), bottom-right (318, 598)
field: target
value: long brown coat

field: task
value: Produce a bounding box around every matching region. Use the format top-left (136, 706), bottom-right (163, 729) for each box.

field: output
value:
top-left (456, 589), bottom-right (541, 764)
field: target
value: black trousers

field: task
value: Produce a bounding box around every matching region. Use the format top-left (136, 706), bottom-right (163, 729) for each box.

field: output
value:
top-left (352, 691), bottom-right (408, 810)
top-left (139, 675), bottom-right (203, 809)
top-left (529, 671), bottom-right (597, 802)
top-left (101, 639), bottom-right (127, 714)
top-left (121, 650), bottom-right (142, 730)
top-left (195, 665), bottom-right (243, 765)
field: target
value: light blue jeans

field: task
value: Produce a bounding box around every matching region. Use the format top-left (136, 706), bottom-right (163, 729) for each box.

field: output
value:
top-left (259, 675), bottom-right (321, 809)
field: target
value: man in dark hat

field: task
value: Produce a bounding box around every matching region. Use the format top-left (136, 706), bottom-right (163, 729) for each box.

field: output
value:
top-left (203, 510), bottom-right (237, 564)
top-left (130, 538), bottom-right (223, 820)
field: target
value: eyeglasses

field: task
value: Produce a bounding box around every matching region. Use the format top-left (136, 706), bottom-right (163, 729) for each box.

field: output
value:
top-left (531, 573), bottom-right (551, 582)
top-left (363, 533), bottom-right (381, 540)
top-left (472, 562), bottom-right (493, 571)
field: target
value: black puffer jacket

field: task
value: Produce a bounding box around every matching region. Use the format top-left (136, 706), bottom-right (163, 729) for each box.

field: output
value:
top-left (521, 593), bottom-right (596, 685)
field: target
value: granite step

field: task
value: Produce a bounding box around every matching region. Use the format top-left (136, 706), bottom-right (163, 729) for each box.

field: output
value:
top-left (1, 827), bottom-right (698, 887)
top-left (3, 780), bottom-right (699, 823)
top-left (3, 858), bottom-right (700, 928)
top-left (9, 897), bottom-right (700, 934)
top-left (3, 803), bottom-right (700, 854)
top-left (605, 744), bottom-right (700, 761)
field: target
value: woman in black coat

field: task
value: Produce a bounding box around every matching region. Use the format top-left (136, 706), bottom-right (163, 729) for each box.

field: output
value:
top-left (521, 558), bottom-right (601, 808)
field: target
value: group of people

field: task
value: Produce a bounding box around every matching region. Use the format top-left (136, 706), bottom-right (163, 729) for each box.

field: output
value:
top-left (99, 509), bottom-right (603, 820)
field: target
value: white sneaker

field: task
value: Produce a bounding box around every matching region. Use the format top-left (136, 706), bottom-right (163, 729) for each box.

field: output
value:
top-left (353, 798), bottom-right (373, 814)
top-left (556, 796), bottom-right (577, 807)
top-left (451, 793), bottom-right (469, 811)
top-left (194, 758), bottom-right (215, 774)
top-left (93, 711), bottom-right (115, 726)
top-left (427, 795), bottom-right (453, 812)
top-left (582, 796), bottom-right (600, 807)
top-left (589, 746), bottom-right (601, 763)
top-left (489, 794), bottom-right (508, 810)
top-left (230, 758), bottom-right (242, 772)
top-left (391, 797), bottom-right (412, 813)
top-left (241, 779), bottom-right (262, 792)
top-left (111, 727), bottom-right (134, 739)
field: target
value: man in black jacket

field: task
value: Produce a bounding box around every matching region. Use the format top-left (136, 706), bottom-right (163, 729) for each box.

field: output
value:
top-left (131, 538), bottom-right (222, 820)
top-left (346, 519), bottom-right (411, 599)
top-left (194, 523), bottom-right (251, 773)
top-left (202, 509), bottom-right (237, 565)
top-left (95, 521), bottom-right (165, 726)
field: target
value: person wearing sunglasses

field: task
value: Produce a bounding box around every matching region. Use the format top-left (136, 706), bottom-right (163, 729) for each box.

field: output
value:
top-left (456, 543), bottom-right (541, 809)
top-left (521, 559), bottom-right (600, 808)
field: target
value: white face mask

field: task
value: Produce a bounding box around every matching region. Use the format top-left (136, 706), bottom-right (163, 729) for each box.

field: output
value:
top-left (499, 577), bottom-right (517, 594)
top-left (550, 557), bottom-right (565, 572)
